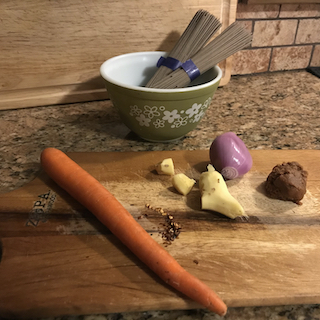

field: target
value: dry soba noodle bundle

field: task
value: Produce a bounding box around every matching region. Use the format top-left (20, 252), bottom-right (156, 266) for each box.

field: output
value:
top-left (146, 9), bottom-right (222, 87)
top-left (149, 21), bottom-right (253, 89)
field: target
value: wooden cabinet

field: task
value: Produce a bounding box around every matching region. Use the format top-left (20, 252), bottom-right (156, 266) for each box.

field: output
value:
top-left (0, 0), bottom-right (237, 110)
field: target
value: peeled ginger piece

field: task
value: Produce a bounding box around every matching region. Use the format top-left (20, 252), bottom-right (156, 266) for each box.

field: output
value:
top-left (172, 173), bottom-right (196, 195)
top-left (155, 158), bottom-right (175, 175)
top-left (199, 165), bottom-right (246, 219)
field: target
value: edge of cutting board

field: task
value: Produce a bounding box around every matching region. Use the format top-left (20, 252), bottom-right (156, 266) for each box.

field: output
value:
top-left (1, 149), bottom-right (320, 318)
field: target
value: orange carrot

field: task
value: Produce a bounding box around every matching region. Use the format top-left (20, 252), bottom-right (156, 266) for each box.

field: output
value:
top-left (40, 148), bottom-right (227, 316)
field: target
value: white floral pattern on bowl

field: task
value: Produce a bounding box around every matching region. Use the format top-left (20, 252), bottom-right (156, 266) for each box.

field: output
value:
top-left (129, 97), bottom-right (212, 129)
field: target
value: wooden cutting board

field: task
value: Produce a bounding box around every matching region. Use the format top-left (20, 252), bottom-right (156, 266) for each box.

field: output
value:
top-left (0, 0), bottom-right (237, 110)
top-left (1, 150), bottom-right (320, 319)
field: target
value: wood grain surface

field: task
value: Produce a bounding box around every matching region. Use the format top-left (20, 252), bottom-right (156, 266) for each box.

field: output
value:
top-left (241, 0), bottom-right (320, 5)
top-left (0, 0), bottom-right (237, 111)
top-left (1, 150), bottom-right (320, 318)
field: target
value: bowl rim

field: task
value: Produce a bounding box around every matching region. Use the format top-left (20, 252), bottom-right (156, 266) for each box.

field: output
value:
top-left (100, 51), bottom-right (222, 93)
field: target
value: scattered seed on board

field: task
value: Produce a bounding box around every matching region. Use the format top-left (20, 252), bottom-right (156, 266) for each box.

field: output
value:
top-left (145, 203), bottom-right (182, 245)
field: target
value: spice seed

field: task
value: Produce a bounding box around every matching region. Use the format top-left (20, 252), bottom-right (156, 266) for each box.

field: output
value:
top-left (145, 203), bottom-right (181, 244)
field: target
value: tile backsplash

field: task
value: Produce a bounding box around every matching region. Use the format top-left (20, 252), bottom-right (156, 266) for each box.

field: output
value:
top-left (233, 4), bottom-right (320, 75)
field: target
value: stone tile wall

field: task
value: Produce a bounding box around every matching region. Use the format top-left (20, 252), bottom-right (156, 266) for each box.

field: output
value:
top-left (232, 4), bottom-right (320, 75)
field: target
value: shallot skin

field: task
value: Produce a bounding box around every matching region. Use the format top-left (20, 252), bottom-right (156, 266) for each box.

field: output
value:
top-left (209, 132), bottom-right (252, 180)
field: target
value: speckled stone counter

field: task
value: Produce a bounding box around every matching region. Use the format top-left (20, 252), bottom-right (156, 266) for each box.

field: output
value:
top-left (1, 70), bottom-right (320, 320)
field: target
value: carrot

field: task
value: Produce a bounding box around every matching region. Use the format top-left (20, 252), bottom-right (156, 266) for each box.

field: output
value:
top-left (40, 148), bottom-right (227, 316)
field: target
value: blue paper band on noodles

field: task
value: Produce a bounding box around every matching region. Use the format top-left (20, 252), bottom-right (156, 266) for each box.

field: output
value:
top-left (157, 56), bottom-right (182, 70)
top-left (181, 59), bottom-right (201, 81)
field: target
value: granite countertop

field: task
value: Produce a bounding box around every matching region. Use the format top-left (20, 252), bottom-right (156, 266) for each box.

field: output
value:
top-left (1, 70), bottom-right (320, 319)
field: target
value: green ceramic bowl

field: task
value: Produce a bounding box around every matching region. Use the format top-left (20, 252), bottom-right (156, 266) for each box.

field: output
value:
top-left (100, 51), bottom-right (222, 142)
